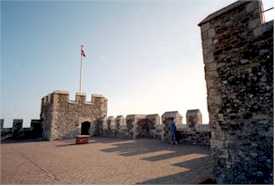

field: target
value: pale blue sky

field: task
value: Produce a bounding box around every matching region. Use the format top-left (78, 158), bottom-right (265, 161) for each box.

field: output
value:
top-left (1, 0), bottom-right (273, 127)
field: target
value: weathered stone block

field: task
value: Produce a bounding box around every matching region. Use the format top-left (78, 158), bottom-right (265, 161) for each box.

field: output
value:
top-left (107, 116), bottom-right (115, 127)
top-left (75, 92), bottom-right (86, 104)
top-left (186, 109), bottom-right (202, 128)
top-left (41, 91), bottom-right (107, 140)
top-left (0, 119), bottom-right (3, 129)
top-left (12, 119), bottom-right (23, 137)
top-left (199, 0), bottom-right (273, 184)
top-left (161, 111), bottom-right (182, 125)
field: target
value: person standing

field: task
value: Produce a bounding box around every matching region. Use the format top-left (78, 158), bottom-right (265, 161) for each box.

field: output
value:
top-left (170, 118), bottom-right (177, 145)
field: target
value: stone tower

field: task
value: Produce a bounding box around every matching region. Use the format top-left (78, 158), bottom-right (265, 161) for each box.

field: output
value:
top-left (40, 90), bottom-right (107, 140)
top-left (199, 1), bottom-right (273, 184)
top-left (186, 109), bottom-right (202, 128)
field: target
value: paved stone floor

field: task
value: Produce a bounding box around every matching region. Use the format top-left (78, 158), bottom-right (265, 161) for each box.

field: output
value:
top-left (1, 137), bottom-right (213, 184)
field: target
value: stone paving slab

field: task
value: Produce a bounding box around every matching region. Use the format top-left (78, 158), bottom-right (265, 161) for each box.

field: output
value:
top-left (1, 137), bottom-right (213, 184)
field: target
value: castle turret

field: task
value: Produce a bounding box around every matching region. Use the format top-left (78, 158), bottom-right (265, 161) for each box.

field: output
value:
top-left (40, 90), bottom-right (108, 140)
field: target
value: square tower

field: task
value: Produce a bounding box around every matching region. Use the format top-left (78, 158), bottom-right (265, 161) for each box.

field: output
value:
top-left (40, 90), bottom-right (107, 140)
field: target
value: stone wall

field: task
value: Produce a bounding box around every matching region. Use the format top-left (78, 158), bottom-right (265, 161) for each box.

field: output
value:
top-left (199, 1), bottom-right (273, 184)
top-left (101, 111), bottom-right (210, 145)
top-left (12, 119), bottom-right (23, 137)
top-left (104, 116), bottom-right (115, 136)
top-left (186, 109), bottom-right (202, 128)
top-left (40, 90), bottom-right (108, 140)
top-left (102, 114), bottom-right (162, 139)
top-left (115, 115), bottom-right (125, 137)
top-left (101, 115), bottom-right (129, 138)
top-left (126, 114), bottom-right (146, 139)
top-left (161, 111), bottom-right (183, 142)
top-left (1, 119), bottom-right (43, 140)
top-left (30, 119), bottom-right (43, 138)
top-left (161, 111), bottom-right (183, 125)
top-left (0, 119), bottom-right (3, 129)
top-left (177, 125), bottom-right (210, 146)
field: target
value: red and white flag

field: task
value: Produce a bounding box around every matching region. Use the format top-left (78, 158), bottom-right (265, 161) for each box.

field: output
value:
top-left (81, 45), bottom-right (86, 58)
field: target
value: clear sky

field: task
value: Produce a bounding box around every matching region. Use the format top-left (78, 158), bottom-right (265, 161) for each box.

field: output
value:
top-left (1, 0), bottom-right (273, 127)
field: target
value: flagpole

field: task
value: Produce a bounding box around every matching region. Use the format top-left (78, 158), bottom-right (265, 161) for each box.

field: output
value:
top-left (79, 46), bottom-right (83, 93)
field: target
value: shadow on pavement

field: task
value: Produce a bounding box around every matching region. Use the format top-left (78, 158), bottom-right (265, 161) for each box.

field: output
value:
top-left (99, 138), bottom-right (209, 159)
top-left (91, 137), bottom-right (133, 144)
top-left (137, 156), bottom-right (214, 184)
top-left (1, 138), bottom-right (46, 144)
top-left (97, 137), bottom-right (213, 184)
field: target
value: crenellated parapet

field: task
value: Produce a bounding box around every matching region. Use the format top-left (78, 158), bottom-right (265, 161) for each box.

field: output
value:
top-left (146, 114), bottom-right (160, 125)
top-left (0, 119), bottom-right (3, 129)
top-left (107, 116), bottom-right (115, 131)
top-left (1, 119), bottom-right (43, 140)
top-left (115, 115), bottom-right (125, 130)
top-left (161, 111), bottom-right (183, 125)
top-left (125, 114), bottom-right (146, 139)
top-left (41, 90), bottom-right (107, 108)
top-left (186, 109), bottom-right (202, 128)
top-left (103, 111), bottom-right (208, 140)
top-left (12, 119), bottom-right (23, 136)
top-left (40, 90), bottom-right (108, 140)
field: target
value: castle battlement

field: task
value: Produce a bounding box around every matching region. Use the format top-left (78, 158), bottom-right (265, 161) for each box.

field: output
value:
top-left (41, 90), bottom-right (107, 106)
top-left (40, 90), bottom-right (108, 140)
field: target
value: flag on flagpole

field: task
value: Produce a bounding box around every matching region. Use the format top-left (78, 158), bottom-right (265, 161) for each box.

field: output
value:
top-left (81, 45), bottom-right (86, 57)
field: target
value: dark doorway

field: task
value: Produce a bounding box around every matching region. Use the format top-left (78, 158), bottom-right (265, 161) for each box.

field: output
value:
top-left (81, 122), bottom-right (91, 135)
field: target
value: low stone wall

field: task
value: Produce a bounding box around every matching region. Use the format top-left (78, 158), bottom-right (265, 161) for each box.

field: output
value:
top-left (150, 124), bottom-right (163, 140)
top-left (177, 125), bottom-right (210, 146)
top-left (101, 114), bottom-right (163, 139)
top-left (186, 109), bottom-right (202, 128)
top-left (102, 116), bottom-right (132, 138)
top-left (100, 111), bottom-right (210, 146)
top-left (0, 119), bottom-right (3, 129)
top-left (161, 111), bottom-right (183, 142)
top-left (1, 119), bottom-right (43, 140)
top-left (159, 110), bottom-right (210, 145)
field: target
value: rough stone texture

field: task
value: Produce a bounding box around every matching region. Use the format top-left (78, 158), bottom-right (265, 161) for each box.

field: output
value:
top-left (161, 111), bottom-right (183, 125)
top-left (144, 114), bottom-right (161, 138)
top-left (101, 112), bottom-right (209, 146)
top-left (93, 117), bottom-right (104, 137)
top-left (104, 116), bottom-right (115, 136)
top-left (12, 119), bottom-right (23, 137)
top-left (150, 124), bottom-right (163, 140)
top-left (199, 1), bottom-right (273, 184)
top-left (186, 109), bottom-right (202, 128)
top-left (1, 119), bottom-right (43, 140)
top-left (0, 119), bottom-right (3, 129)
top-left (135, 119), bottom-right (152, 138)
top-left (126, 114), bottom-right (147, 139)
top-left (115, 115), bottom-right (124, 136)
top-left (146, 114), bottom-right (161, 125)
top-left (30, 119), bottom-right (43, 138)
top-left (40, 90), bottom-right (107, 140)
top-left (1, 128), bottom-right (12, 139)
top-left (177, 125), bottom-right (210, 146)
top-left (107, 116), bottom-right (115, 130)
top-left (102, 114), bottom-right (163, 139)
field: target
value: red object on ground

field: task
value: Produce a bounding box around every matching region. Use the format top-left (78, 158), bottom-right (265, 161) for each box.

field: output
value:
top-left (76, 135), bottom-right (90, 144)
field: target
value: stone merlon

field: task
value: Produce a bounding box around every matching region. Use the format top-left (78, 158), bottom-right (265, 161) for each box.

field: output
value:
top-left (198, 1), bottom-right (262, 26)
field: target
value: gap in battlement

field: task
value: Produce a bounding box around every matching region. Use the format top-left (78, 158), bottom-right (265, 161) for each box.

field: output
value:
top-left (68, 91), bottom-right (92, 103)
top-left (69, 93), bottom-right (75, 101)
